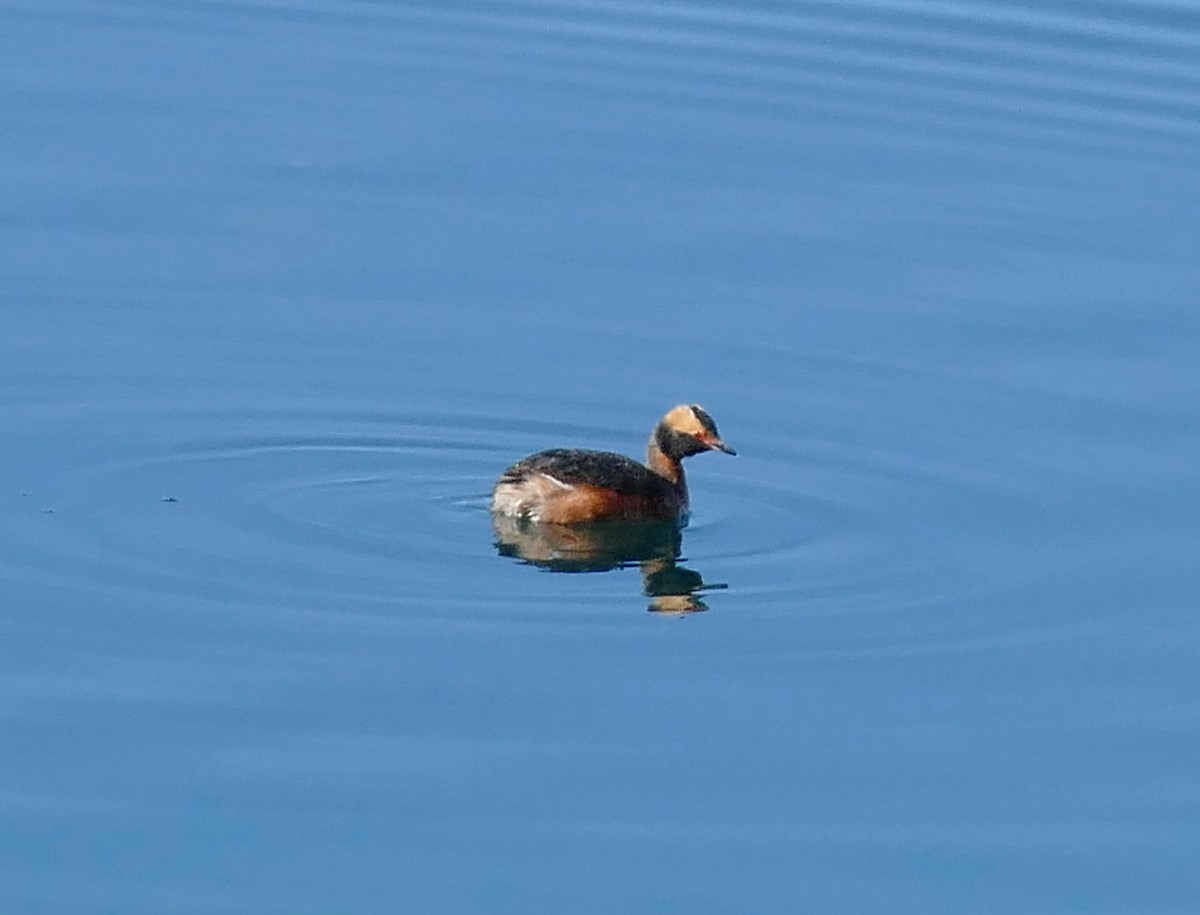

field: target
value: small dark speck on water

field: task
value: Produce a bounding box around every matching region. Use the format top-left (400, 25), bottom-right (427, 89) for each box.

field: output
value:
top-left (161, 496), bottom-right (178, 503)
top-left (41, 508), bottom-right (54, 514)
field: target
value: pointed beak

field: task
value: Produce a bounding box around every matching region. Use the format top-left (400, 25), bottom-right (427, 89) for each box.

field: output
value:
top-left (706, 437), bottom-right (737, 456)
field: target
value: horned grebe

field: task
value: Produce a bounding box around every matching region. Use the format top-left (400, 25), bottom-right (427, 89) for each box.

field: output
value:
top-left (490, 404), bottom-right (735, 524)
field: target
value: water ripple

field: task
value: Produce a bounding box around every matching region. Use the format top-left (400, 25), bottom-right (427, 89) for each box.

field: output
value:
top-left (16, 0), bottom-right (1198, 163)
top-left (0, 352), bottom-right (1027, 641)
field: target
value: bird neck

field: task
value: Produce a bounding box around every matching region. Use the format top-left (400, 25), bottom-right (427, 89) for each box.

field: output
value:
top-left (646, 435), bottom-right (686, 490)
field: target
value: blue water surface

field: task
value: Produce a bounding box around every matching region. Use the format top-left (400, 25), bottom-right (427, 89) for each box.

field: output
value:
top-left (2, 0), bottom-right (1199, 911)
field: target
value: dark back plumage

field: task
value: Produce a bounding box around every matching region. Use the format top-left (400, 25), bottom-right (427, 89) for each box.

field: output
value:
top-left (498, 448), bottom-right (675, 499)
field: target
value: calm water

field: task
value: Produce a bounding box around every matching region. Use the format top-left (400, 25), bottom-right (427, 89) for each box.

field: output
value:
top-left (3, 0), bottom-right (1199, 910)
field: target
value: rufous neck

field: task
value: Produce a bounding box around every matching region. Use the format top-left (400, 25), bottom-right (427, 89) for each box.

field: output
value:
top-left (646, 437), bottom-right (686, 489)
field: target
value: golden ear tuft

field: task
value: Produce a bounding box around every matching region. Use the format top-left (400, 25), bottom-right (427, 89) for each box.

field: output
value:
top-left (662, 404), bottom-right (704, 434)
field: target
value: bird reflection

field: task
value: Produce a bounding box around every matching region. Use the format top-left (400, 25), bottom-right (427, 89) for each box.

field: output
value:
top-left (491, 515), bottom-right (725, 614)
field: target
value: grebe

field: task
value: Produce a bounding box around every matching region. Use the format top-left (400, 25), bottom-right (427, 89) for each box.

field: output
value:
top-left (490, 404), bottom-right (735, 524)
